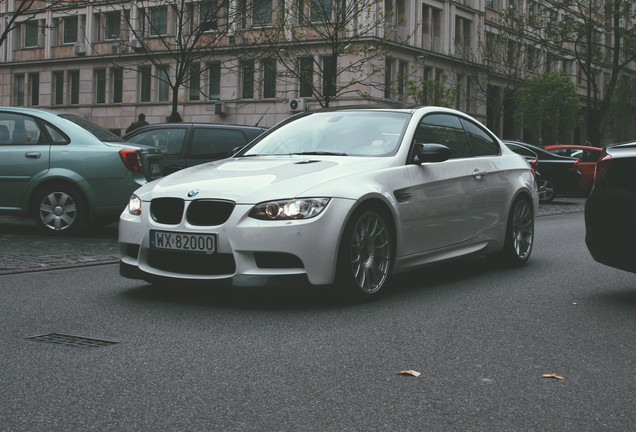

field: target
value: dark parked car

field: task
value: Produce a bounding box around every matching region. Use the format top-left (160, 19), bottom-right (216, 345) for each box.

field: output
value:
top-left (0, 107), bottom-right (162, 234)
top-left (544, 144), bottom-right (602, 194)
top-left (123, 123), bottom-right (267, 175)
top-left (585, 141), bottom-right (636, 273)
top-left (504, 141), bottom-right (582, 203)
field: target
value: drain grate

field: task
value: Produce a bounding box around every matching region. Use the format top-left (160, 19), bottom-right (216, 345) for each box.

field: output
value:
top-left (26, 333), bottom-right (118, 349)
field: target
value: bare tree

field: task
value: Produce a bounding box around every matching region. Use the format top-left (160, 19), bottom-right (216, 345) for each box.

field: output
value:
top-left (237, 0), bottom-right (411, 108)
top-left (106, 0), bottom-right (242, 122)
top-left (530, 0), bottom-right (636, 145)
top-left (456, 8), bottom-right (544, 138)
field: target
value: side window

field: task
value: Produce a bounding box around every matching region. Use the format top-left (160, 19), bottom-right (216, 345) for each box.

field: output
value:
top-left (415, 114), bottom-right (471, 159)
top-left (461, 118), bottom-right (500, 156)
top-left (583, 150), bottom-right (601, 163)
top-left (44, 123), bottom-right (70, 145)
top-left (190, 128), bottom-right (248, 159)
top-left (0, 113), bottom-right (42, 145)
top-left (126, 128), bottom-right (187, 156)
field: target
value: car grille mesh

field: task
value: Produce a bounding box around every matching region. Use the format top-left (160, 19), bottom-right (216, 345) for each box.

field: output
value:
top-left (148, 250), bottom-right (236, 275)
top-left (187, 200), bottom-right (235, 226)
top-left (151, 198), bottom-right (184, 224)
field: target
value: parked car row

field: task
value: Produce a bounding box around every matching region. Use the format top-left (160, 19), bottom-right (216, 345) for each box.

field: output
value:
top-left (122, 123), bottom-right (267, 175)
top-left (0, 108), bottom-right (163, 234)
top-left (503, 141), bottom-right (583, 202)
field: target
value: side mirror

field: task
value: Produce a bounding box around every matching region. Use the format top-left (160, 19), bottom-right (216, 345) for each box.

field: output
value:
top-left (411, 143), bottom-right (452, 164)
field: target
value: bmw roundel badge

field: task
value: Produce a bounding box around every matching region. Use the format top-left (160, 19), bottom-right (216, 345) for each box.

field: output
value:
top-left (187, 189), bottom-right (200, 197)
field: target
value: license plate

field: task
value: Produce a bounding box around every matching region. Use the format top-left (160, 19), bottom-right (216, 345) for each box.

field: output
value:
top-left (150, 230), bottom-right (216, 253)
top-left (151, 163), bottom-right (161, 175)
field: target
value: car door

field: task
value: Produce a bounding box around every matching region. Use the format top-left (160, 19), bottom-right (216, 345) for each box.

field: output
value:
top-left (0, 112), bottom-right (49, 211)
top-left (124, 126), bottom-right (188, 175)
top-left (400, 113), bottom-right (490, 255)
top-left (185, 127), bottom-right (250, 168)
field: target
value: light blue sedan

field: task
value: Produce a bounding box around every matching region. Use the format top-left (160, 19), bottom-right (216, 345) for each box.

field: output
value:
top-left (0, 107), bottom-right (162, 234)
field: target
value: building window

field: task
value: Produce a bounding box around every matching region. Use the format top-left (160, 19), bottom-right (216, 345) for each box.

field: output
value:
top-left (69, 71), bottom-right (80, 104)
top-left (140, 66), bottom-right (152, 102)
top-left (455, 16), bottom-right (471, 53)
top-left (422, 5), bottom-right (442, 51)
top-left (310, 0), bottom-right (332, 23)
top-left (158, 66), bottom-right (170, 102)
top-left (63, 16), bottom-right (78, 44)
top-left (398, 61), bottom-right (407, 100)
top-left (297, 0), bottom-right (305, 24)
top-left (112, 68), bottom-right (123, 103)
top-left (241, 60), bottom-right (254, 99)
top-left (322, 56), bottom-right (336, 98)
top-left (189, 63), bottom-right (201, 101)
top-left (53, 71), bottom-right (64, 105)
top-left (29, 73), bottom-right (39, 106)
top-left (150, 7), bottom-right (168, 36)
top-left (253, 0), bottom-right (273, 26)
top-left (384, 58), bottom-right (392, 99)
top-left (299, 57), bottom-right (313, 97)
top-left (95, 69), bottom-right (106, 104)
top-left (105, 11), bottom-right (121, 40)
top-left (208, 62), bottom-right (221, 100)
top-left (262, 59), bottom-right (276, 99)
top-left (200, 1), bottom-right (219, 31)
top-left (14, 75), bottom-right (25, 107)
top-left (25, 21), bottom-right (39, 47)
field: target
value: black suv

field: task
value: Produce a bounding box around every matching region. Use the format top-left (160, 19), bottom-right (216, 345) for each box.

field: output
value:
top-left (123, 123), bottom-right (267, 175)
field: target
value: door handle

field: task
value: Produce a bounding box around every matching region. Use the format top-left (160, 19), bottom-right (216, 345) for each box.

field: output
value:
top-left (25, 151), bottom-right (41, 159)
top-left (472, 169), bottom-right (487, 179)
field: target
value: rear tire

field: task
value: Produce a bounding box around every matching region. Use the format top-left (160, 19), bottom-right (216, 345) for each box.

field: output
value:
top-left (32, 183), bottom-right (87, 235)
top-left (539, 178), bottom-right (556, 203)
top-left (335, 206), bottom-right (393, 301)
top-left (496, 196), bottom-right (534, 267)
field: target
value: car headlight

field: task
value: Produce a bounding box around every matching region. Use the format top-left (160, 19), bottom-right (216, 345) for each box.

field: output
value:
top-left (249, 198), bottom-right (330, 220)
top-left (128, 194), bottom-right (142, 215)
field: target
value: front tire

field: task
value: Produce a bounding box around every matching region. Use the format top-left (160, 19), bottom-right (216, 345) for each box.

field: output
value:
top-left (497, 196), bottom-right (534, 266)
top-left (32, 184), bottom-right (87, 235)
top-left (336, 206), bottom-right (393, 300)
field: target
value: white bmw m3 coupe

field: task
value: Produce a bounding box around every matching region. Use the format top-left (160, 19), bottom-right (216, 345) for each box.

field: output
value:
top-left (119, 106), bottom-right (538, 300)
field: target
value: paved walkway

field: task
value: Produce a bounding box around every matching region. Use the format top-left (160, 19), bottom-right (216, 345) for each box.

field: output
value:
top-left (0, 197), bottom-right (586, 275)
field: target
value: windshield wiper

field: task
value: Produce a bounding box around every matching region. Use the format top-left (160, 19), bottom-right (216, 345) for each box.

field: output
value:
top-left (292, 151), bottom-right (348, 156)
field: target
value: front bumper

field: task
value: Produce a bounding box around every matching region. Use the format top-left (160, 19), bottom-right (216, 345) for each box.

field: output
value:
top-left (119, 198), bottom-right (356, 286)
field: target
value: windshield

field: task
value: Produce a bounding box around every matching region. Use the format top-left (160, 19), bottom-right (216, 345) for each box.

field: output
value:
top-left (58, 113), bottom-right (125, 142)
top-left (242, 111), bottom-right (410, 157)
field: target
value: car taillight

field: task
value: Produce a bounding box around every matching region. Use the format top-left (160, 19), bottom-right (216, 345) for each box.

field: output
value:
top-left (593, 155), bottom-right (612, 183)
top-left (530, 157), bottom-right (538, 179)
top-left (119, 149), bottom-right (144, 174)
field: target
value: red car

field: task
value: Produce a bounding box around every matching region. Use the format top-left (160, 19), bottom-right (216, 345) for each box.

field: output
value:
top-left (544, 145), bottom-right (603, 194)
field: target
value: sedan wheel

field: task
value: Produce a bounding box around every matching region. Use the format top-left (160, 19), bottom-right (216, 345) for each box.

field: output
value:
top-left (498, 197), bottom-right (534, 266)
top-left (33, 184), bottom-right (86, 235)
top-left (539, 179), bottom-right (555, 203)
top-left (337, 207), bottom-right (393, 299)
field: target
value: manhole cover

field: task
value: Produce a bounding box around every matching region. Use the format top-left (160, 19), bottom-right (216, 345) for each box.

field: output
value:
top-left (26, 333), bottom-right (118, 349)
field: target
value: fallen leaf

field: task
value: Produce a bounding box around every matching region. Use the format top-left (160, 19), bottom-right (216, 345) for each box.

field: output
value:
top-left (542, 373), bottom-right (566, 380)
top-left (397, 370), bottom-right (421, 377)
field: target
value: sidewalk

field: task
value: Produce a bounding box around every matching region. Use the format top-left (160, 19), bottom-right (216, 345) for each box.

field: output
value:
top-left (0, 197), bottom-right (586, 275)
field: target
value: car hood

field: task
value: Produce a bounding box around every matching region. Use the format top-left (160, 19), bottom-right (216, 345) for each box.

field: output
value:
top-left (135, 156), bottom-right (390, 202)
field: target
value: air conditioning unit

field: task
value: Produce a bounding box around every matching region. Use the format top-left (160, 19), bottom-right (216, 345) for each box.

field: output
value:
top-left (289, 98), bottom-right (306, 112)
top-left (130, 37), bottom-right (143, 50)
top-left (73, 43), bottom-right (86, 55)
top-left (214, 102), bottom-right (227, 115)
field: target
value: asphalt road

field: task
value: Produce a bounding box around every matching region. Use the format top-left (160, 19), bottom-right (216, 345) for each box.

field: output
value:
top-left (1, 211), bottom-right (635, 431)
